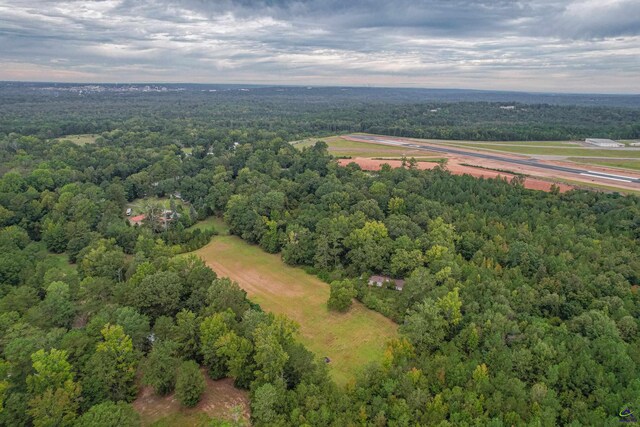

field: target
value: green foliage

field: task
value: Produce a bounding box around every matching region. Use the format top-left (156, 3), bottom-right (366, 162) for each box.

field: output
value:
top-left (131, 271), bottom-right (183, 319)
top-left (175, 360), bottom-right (206, 408)
top-left (327, 280), bottom-right (357, 312)
top-left (142, 341), bottom-right (180, 395)
top-left (74, 401), bottom-right (140, 427)
top-left (200, 311), bottom-right (233, 379)
top-left (27, 349), bottom-right (74, 396)
top-left (38, 281), bottom-right (75, 328)
top-left (27, 349), bottom-right (81, 427)
top-left (82, 324), bottom-right (138, 406)
top-left (28, 385), bottom-right (81, 427)
top-left (1, 88), bottom-right (639, 426)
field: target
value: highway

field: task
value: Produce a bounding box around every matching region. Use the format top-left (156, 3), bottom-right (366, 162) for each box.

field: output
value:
top-left (347, 135), bottom-right (640, 186)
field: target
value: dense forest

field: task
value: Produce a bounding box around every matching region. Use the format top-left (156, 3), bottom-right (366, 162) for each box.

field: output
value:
top-left (0, 87), bottom-right (638, 425)
top-left (2, 83), bottom-right (640, 142)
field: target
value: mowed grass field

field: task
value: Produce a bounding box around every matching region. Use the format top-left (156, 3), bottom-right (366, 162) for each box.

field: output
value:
top-left (568, 158), bottom-right (640, 171)
top-left (294, 135), bottom-right (441, 158)
top-left (193, 228), bottom-right (398, 386)
top-left (439, 141), bottom-right (640, 158)
top-left (294, 134), bottom-right (640, 160)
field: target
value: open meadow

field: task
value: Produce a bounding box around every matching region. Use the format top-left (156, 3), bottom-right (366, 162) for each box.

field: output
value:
top-left (193, 225), bottom-right (398, 386)
top-left (294, 135), bottom-right (442, 159)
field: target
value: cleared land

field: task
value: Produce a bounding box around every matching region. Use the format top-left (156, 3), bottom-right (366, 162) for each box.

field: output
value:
top-left (126, 196), bottom-right (188, 217)
top-left (339, 158), bottom-right (572, 192)
top-left (294, 135), bottom-right (441, 158)
top-left (133, 375), bottom-right (250, 426)
top-left (56, 134), bottom-right (99, 145)
top-left (337, 134), bottom-right (640, 193)
top-left (440, 142), bottom-right (640, 158)
top-left (440, 140), bottom-right (578, 148)
top-left (193, 228), bottom-right (398, 386)
top-left (568, 158), bottom-right (640, 171)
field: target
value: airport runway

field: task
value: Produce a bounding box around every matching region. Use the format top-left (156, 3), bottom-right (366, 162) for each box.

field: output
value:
top-left (348, 135), bottom-right (640, 186)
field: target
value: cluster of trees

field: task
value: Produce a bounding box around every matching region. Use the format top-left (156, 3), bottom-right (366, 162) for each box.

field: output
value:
top-left (0, 91), bottom-right (639, 425)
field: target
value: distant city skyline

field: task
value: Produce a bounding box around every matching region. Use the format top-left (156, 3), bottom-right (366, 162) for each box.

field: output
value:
top-left (1, 0), bottom-right (639, 94)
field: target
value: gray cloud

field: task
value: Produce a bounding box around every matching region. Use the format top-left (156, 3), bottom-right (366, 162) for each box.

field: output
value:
top-left (0, 0), bottom-right (639, 92)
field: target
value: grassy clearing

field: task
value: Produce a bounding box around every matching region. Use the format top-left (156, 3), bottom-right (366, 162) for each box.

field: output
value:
top-left (193, 233), bottom-right (398, 386)
top-left (439, 142), bottom-right (640, 158)
top-left (56, 134), bottom-right (99, 145)
top-left (126, 196), bottom-right (188, 217)
top-left (372, 156), bottom-right (447, 162)
top-left (134, 376), bottom-right (249, 427)
top-left (295, 136), bottom-right (440, 158)
top-left (441, 140), bottom-right (576, 147)
top-left (187, 216), bottom-right (228, 234)
top-left (552, 178), bottom-right (640, 196)
top-left (46, 253), bottom-right (76, 275)
top-left (568, 158), bottom-right (640, 171)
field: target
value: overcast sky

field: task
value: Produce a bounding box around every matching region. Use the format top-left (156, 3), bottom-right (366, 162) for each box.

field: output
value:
top-left (1, 0), bottom-right (639, 93)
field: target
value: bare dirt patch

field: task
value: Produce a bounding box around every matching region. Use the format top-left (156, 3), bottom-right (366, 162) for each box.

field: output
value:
top-left (133, 373), bottom-right (250, 426)
top-left (340, 134), bottom-right (640, 193)
top-left (339, 158), bottom-right (573, 193)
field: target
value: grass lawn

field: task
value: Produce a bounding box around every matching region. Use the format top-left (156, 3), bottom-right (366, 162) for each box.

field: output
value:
top-left (372, 156), bottom-right (447, 162)
top-left (440, 142), bottom-right (640, 158)
top-left (46, 253), bottom-right (76, 275)
top-left (187, 216), bottom-right (228, 234)
top-left (439, 140), bottom-right (576, 147)
top-left (193, 230), bottom-right (398, 386)
top-left (295, 136), bottom-right (440, 158)
top-left (552, 177), bottom-right (640, 196)
top-left (56, 134), bottom-right (99, 145)
top-left (568, 158), bottom-right (640, 171)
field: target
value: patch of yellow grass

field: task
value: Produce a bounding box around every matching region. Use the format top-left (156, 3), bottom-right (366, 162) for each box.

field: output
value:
top-left (194, 234), bottom-right (398, 386)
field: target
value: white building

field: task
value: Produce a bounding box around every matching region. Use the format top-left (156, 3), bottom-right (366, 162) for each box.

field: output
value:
top-left (585, 138), bottom-right (624, 148)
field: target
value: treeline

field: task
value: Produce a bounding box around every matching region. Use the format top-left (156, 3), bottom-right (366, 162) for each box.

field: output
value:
top-left (2, 86), bottom-right (640, 141)
top-left (0, 107), bottom-right (639, 424)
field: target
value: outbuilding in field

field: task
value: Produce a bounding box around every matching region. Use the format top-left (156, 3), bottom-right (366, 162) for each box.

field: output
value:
top-left (585, 138), bottom-right (624, 148)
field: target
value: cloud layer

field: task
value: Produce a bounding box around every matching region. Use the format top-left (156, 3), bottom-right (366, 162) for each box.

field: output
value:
top-left (1, 0), bottom-right (639, 93)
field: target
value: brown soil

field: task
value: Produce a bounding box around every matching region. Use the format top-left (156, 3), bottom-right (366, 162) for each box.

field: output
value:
top-left (133, 373), bottom-right (250, 426)
top-left (341, 135), bottom-right (640, 193)
top-left (339, 158), bottom-right (573, 193)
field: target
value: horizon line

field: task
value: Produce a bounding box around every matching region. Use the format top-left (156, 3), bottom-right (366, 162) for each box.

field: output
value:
top-left (2, 80), bottom-right (639, 97)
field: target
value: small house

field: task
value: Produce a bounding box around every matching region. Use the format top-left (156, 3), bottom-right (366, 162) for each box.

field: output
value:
top-left (368, 275), bottom-right (405, 291)
top-left (129, 214), bottom-right (146, 226)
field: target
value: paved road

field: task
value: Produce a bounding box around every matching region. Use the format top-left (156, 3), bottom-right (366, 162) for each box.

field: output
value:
top-left (348, 135), bottom-right (640, 186)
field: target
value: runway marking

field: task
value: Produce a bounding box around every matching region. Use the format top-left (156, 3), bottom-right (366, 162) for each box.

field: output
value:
top-left (579, 173), bottom-right (632, 183)
top-left (586, 171), bottom-right (635, 180)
